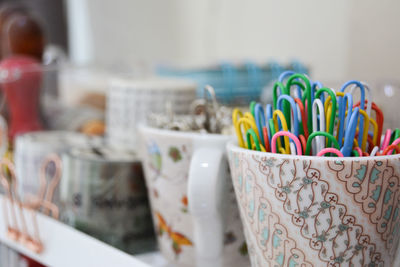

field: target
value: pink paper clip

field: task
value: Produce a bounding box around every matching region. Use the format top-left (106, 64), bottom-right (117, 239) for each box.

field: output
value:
top-left (316, 148), bottom-right (344, 157)
top-left (381, 129), bottom-right (392, 151)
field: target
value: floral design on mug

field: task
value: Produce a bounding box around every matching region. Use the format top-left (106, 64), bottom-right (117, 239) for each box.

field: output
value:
top-left (153, 188), bottom-right (159, 198)
top-left (140, 130), bottom-right (249, 267)
top-left (224, 231), bottom-right (237, 245)
top-left (327, 159), bottom-right (400, 252)
top-left (181, 195), bottom-right (188, 213)
top-left (238, 242), bottom-right (248, 256)
top-left (155, 211), bottom-right (193, 256)
top-left (249, 155), bottom-right (385, 266)
top-left (147, 141), bottom-right (162, 175)
top-left (145, 140), bottom-right (189, 183)
top-left (232, 156), bottom-right (313, 267)
top-left (169, 146), bottom-right (182, 162)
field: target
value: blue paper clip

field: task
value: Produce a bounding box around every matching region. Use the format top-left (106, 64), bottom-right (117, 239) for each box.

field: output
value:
top-left (254, 103), bottom-right (266, 146)
top-left (265, 104), bottom-right (273, 143)
top-left (278, 70), bottom-right (296, 83)
top-left (337, 92), bottom-right (353, 147)
top-left (279, 70), bottom-right (302, 98)
top-left (340, 107), bottom-right (360, 157)
top-left (277, 95), bottom-right (299, 136)
top-left (340, 80), bottom-right (366, 147)
top-left (311, 81), bottom-right (323, 105)
top-left (350, 81), bottom-right (372, 117)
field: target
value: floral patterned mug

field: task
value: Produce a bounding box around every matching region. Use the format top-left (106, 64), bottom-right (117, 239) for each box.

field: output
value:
top-left (227, 141), bottom-right (400, 267)
top-left (138, 126), bottom-right (249, 267)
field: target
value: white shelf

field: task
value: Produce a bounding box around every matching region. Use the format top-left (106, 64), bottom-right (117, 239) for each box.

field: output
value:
top-left (3, 193), bottom-right (400, 267)
top-left (136, 252), bottom-right (175, 267)
top-left (0, 195), bottom-right (170, 267)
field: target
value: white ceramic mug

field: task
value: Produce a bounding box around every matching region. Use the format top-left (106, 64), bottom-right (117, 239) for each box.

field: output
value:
top-left (138, 126), bottom-right (249, 267)
top-left (227, 141), bottom-right (400, 267)
top-left (106, 77), bottom-right (196, 151)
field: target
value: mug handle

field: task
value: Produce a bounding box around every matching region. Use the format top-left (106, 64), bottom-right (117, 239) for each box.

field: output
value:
top-left (188, 146), bottom-right (226, 267)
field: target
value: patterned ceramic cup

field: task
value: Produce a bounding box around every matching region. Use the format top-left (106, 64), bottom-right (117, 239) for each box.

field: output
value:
top-left (138, 126), bottom-right (249, 267)
top-left (227, 141), bottom-right (400, 267)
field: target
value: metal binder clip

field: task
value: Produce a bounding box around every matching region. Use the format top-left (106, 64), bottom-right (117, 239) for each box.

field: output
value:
top-left (0, 158), bottom-right (33, 249)
top-left (190, 85), bottom-right (223, 133)
top-left (0, 154), bottom-right (62, 254)
top-left (25, 153), bottom-right (62, 218)
top-left (0, 159), bottom-right (20, 241)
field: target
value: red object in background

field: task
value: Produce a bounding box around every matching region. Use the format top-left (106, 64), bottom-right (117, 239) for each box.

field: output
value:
top-left (0, 3), bottom-right (28, 60)
top-left (1, 13), bottom-right (45, 60)
top-left (21, 255), bottom-right (46, 267)
top-left (0, 55), bottom-right (43, 140)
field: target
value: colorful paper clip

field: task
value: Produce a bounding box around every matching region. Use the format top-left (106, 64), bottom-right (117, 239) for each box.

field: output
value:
top-left (232, 72), bottom-right (400, 158)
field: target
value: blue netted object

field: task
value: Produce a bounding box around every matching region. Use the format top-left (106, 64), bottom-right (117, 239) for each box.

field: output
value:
top-left (157, 60), bottom-right (308, 105)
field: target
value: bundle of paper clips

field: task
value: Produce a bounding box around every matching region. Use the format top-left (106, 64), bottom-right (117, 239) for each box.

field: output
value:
top-left (233, 71), bottom-right (398, 157)
top-left (0, 154), bottom-right (61, 253)
top-left (148, 85), bottom-right (232, 134)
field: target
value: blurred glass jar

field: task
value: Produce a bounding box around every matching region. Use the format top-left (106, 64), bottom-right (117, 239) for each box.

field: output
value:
top-left (47, 64), bottom-right (108, 135)
top-left (60, 146), bottom-right (156, 254)
top-left (58, 65), bottom-right (109, 111)
top-left (14, 131), bottom-right (99, 202)
top-left (0, 61), bottom-right (107, 140)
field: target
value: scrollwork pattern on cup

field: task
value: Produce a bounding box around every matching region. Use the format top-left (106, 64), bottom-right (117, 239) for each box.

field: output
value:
top-left (230, 154), bottom-right (313, 267)
top-left (327, 159), bottom-right (400, 253)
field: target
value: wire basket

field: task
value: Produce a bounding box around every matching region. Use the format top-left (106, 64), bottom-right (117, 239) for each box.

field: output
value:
top-left (157, 60), bottom-right (308, 105)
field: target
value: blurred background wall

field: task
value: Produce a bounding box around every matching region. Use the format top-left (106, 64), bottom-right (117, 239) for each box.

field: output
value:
top-left (1, 0), bottom-right (397, 83)
top-left (66, 0), bottom-right (400, 83)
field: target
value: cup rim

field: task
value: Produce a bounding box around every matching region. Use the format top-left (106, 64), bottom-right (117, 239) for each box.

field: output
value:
top-left (64, 146), bottom-right (139, 163)
top-left (138, 125), bottom-right (232, 141)
top-left (227, 140), bottom-right (400, 161)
